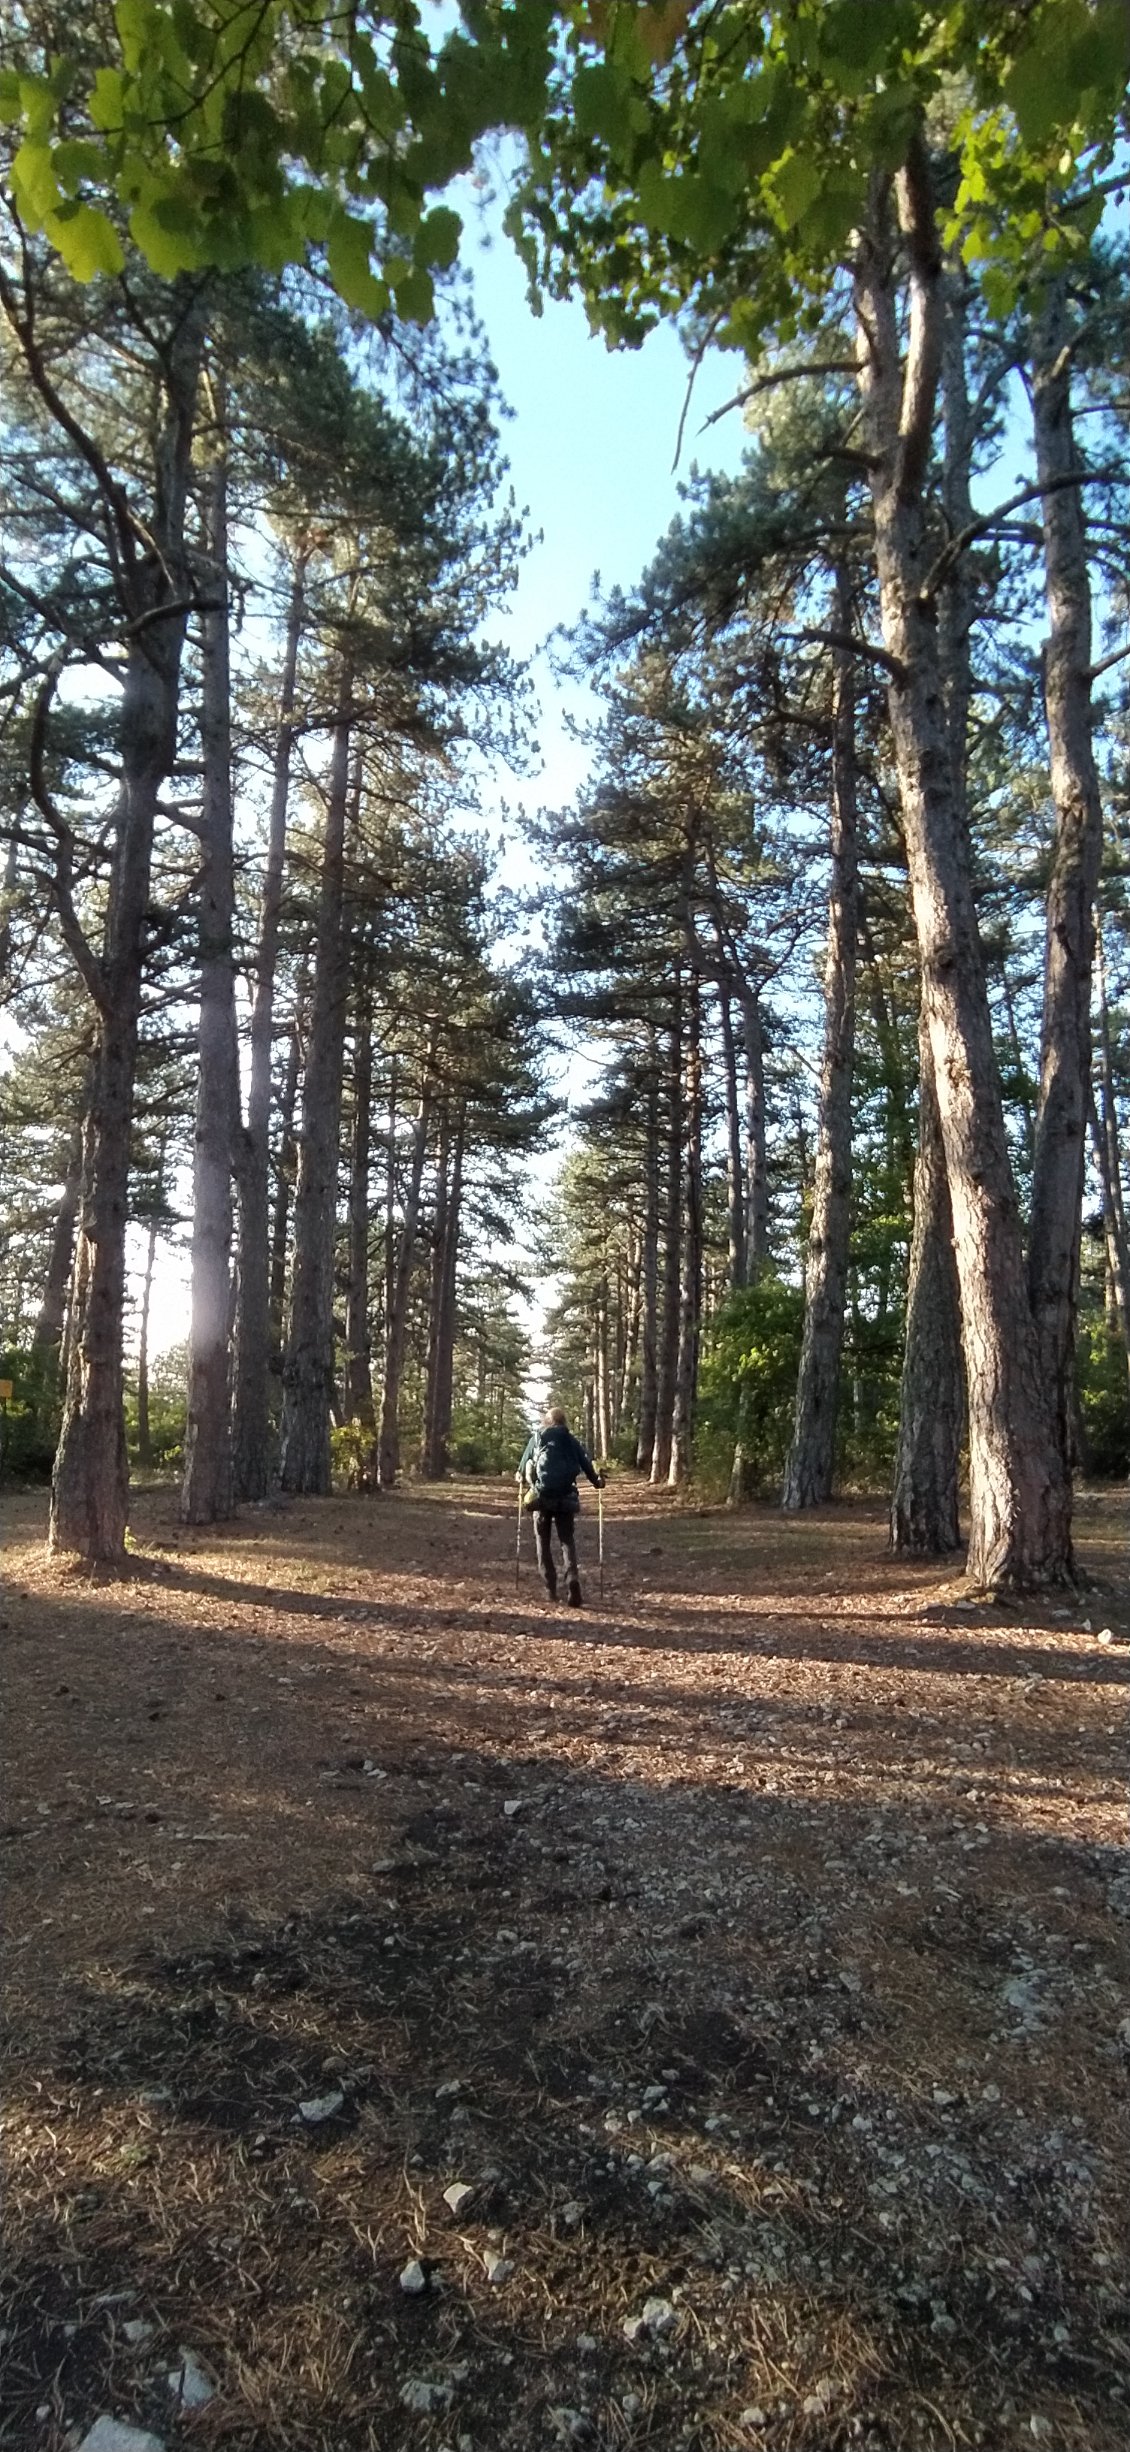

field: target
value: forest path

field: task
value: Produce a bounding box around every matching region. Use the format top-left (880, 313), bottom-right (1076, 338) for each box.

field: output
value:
top-left (3, 1481), bottom-right (1129, 2452)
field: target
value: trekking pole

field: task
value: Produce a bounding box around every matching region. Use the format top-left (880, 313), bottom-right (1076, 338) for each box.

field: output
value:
top-left (598, 1477), bottom-right (605, 1603)
top-left (515, 1482), bottom-right (524, 1592)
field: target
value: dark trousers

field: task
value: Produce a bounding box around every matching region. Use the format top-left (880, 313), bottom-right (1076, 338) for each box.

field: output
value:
top-left (532, 1504), bottom-right (580, 1596)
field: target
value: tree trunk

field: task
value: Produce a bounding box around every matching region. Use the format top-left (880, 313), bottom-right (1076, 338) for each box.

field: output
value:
top-left (423, 1111), bottom-right (464, 1479)
top-left (740, 986), bottom-right (769, 1273)
top-left (619, 1222), bottom-right (642, 1436)
top-left (268, 990), bottom-right (304, 1360)
top-left (890, 1004), bottom-right (964, 1551)
top-left (669, 964), bottom-right (703, 1486)
top-left (378, 1076), bottom-right (431, 1486)
top-left (650, 993), bottom-right (682, 1484)
top-left (783, 571), bottom-right (859, 1511)
top-left (183, 395), bottom-right (239, 1525)
top-left (635, 1047), bottom-right (660, 1469)
top-left (279, 662), bottom-right (354, 1494)
top-left (50, 304), bottom-right (203, 1560)
top-left (853, 144), bottom-right (1070, 1589)
top-left (344, 957), bottom-right (376, 1431)
top-left (1026, 279), bottom-right (1105, 1477)
top-left (890, 259), bottom-right (970, 1555)
top-left (595, 1277), bottom-right (612, 1459)
top-left (30, 1121), bottom-right (83, 1401)
top-left (232, 548), bottom-right (305, 1499)
top-left (135, 1210), bottom-right (159, 1472)
top-left (718, 971), bottom-right (747, 1292)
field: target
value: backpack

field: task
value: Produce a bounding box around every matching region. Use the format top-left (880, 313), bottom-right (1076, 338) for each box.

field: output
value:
top-left (530, 1427), bottom-right (577, 1507)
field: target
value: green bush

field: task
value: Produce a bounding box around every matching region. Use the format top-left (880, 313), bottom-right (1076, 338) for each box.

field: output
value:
top-left (1077, 1315), bottom-right (1130, 1477)
top-left (697, 1275), bottom-right (805, 1500)
top-left (0, 1347), bottom-right (60, 1482)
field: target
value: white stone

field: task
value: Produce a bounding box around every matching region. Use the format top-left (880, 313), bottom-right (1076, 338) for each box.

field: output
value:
top-left (483, 2250), bottom-right (514, 2284)
top-left (120, 2321), bottom-right (155, 2347)
top-left (400, 2378), bottom-right (450, 2414)
top-left (399, 2260), bottom-right (429, 2294)
top-left (641, 2296), bottom-right (676, 2335)
top-left (166, 2348), bottom-right (215, 2409)
top-left (77, 2424), bottom-right (166, 2452)
top-left (443, 2182), bottom-right (475, 2216)
top-left (296, 2089), bottom-right (343, 2124)
top-left (502, 1799), bottom-right (523, 1817)
top-left (740, 2412), bottom-right (768, 2431)
top-left (560, 2200), bottom-right (585, 2227)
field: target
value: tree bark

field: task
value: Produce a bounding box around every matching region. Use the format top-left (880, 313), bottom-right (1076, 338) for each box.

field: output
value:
top-left (182, 391), bottom-right (239, 1525)
top-left (268, 989), bottom-right (304, 1359)
top-left (650, 993), bottom-right (682, 1484)
top-left (718, 971), bottom-right (747, 1293)
top-left (669, 964), bottom-right (703, 1486)
top-left (135, 1210), bottom-right (159, 1473)
top-left (1026, 279), bottom-right (1106, 1477)
top-left (30, 1121), bottom-right (83, 1399)
top-left (853, 144), bottom-right (1071, 1589)
top-left (635, 1045), bottom-right (660, 1470)
top-left (279, 661), bottom-right (354, 1494)
top-left (378, 1072), bottom-right (432, 1486)
top-left (740, 987), bottom-right (769, 1272)
top-left (50, 301), bottom-right (203, 1560)
top-left (783, 570), bottom-right (859, 1511)
top-left (890, 259), bottom-right (970, 1555)
top-left (232, 548), bottom-right (305, 1499)
top-left (343, 956), bottom-right (377, 1432)
top-left (423, 1109), bottom-right (464, 1478)
top-left (890, 1004), bottom-right (964, 1551)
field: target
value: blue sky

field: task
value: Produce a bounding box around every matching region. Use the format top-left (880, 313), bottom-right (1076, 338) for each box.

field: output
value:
top-left (457, 202), bottom-right (750, 856)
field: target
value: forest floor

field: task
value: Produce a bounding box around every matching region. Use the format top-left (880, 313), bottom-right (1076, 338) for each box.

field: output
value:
top-left (2, 1478), bottom-right (1129, 2452)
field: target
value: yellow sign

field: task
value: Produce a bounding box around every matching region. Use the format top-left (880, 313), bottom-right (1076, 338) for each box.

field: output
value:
top-left (0, 1381), bottom-right (12, 1402)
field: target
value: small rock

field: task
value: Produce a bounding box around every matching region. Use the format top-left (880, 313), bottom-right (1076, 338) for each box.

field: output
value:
top-left (443, 2182), bottom-right (476, 2216)
top-left (120, 2320), bottom-right (155, 2347)
top-left (623, 2295), bottom-right (676, 2344)
top-left (400, 2378), bottom-right (450, 2414)
top-left (548, 2412), bottom-right (593, 2445)
top-left (77, 2425), bottom-right (167, 2452)
top-left (483, 2250), bottom-right (514, 2284)
top-left (296, 2089), bottom-right (344, 2125)
top-left (399, 2259), bottom-right (429, 2294)
top-left (576, 2333), bottom-right (598, 2355)
top-left (166, 2347), bottom-right (215, 2409)
top-left (1097, 1628), bottom-right (1114, 1646)
top-left (435, 2078), bottom-right (463, 2099)
top-left (688, 2163), bottom-right (712, 2185)
top-left (740, 2411), bottom-right (768, 2431)
top-left (803, 2393), bottom-right (830, 2417)
top-left (502, 1799), bottom-right (523, 1817)
top-left (560, 2200), bottom-right (585, 2227)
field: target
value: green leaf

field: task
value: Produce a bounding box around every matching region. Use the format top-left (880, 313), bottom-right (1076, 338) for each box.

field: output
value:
top-left (114, 0), bottom-right (150, 75)
top-left (573, 60), bottom-right (636, 154)
top-left (10, 139), bottom-right (62, 225)
top-left (45, 200), bottom-right (125, 280)
top-left (772, 150), bottom-right (821, 228)
top-left (128, 199), bottom-right (205, 275)
top-left (326, 209), bottom-right (387, 312)
top-left (1003, 43), bottom-right (1064, 147)
top-left (416, 204), bottom-right (462, 269)
top-left (392, 261), bottom-right (435, 323)
top-left (88, 66), bottom-right (125, 132)
top-left (0, 69), bottom-right (22, 123)
top-left (53, 139), bottom-right (106, 194)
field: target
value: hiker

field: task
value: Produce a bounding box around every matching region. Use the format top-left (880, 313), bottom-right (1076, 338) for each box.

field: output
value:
top-left (517, 1406), bottom-right (605, 1606)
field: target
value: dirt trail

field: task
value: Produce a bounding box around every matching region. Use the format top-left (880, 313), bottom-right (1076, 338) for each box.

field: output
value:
top-left (3, 1479), bottom-right (1129, 2452)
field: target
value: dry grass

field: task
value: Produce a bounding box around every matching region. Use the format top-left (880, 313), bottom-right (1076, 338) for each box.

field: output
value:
top-left (2, 1477), bottom-right (1128, 2451)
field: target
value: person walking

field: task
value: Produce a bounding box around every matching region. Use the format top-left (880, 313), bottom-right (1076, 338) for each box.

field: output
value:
top-left (517, 1406), bottom-right (605, 1606)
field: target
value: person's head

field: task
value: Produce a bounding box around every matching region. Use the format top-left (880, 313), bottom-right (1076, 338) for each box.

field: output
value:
top-left (544, 1406), bottom-right (568, 1429)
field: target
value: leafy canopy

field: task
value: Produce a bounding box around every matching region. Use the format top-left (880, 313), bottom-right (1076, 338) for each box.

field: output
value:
top-left (2, 2), bottom-right (1127, 322)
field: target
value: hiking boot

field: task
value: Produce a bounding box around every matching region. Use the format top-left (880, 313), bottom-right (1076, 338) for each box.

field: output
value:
top-left (543, 1566), bottom-right (558, 1600)
top-left (567, 1581), bottom-right (583, 1608)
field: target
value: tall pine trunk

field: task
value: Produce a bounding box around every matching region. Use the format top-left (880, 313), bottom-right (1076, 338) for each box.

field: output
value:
top-left (279, 661), bottom-right (354, 1494)
top-left (378, 1074), bottom-right (432, 1486)
top-left (783, 577), bottom-right (859, 1511)
top-left (344, 955), bottom-right (376, 1432)
top-left (890, 261), bottom-right (969, 1556)
top-left (669, 965), bottom-right (703, 1486)
top-left (718, 970), bottom-right (747, 1292)
top-left (232, 549), bottom-right (305, 1499)
top-left (50, 303), bottom-right (203, 1560)
top-left (1027, 280), bottom-right (1105, 1476)
top-left (183, 393), bottom-right (239, 1524)
top-left (135, 1210), bottom-right (159, 1472)
top-left (635, 1045), bottom-right (660, 1469)
top-left (423, 1112), bottom-right (464, 1479)
top-left (269, 989), bottom-right (305, 1360)
top-left (854, 142), bottom-right (1070, 1590)
top-left (890, 1004), bottom-right (964, 1551)
top-left (650, 994), bottom-right (682, 1484)
top-left (30, 1120), bottom-right (83, 1406)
